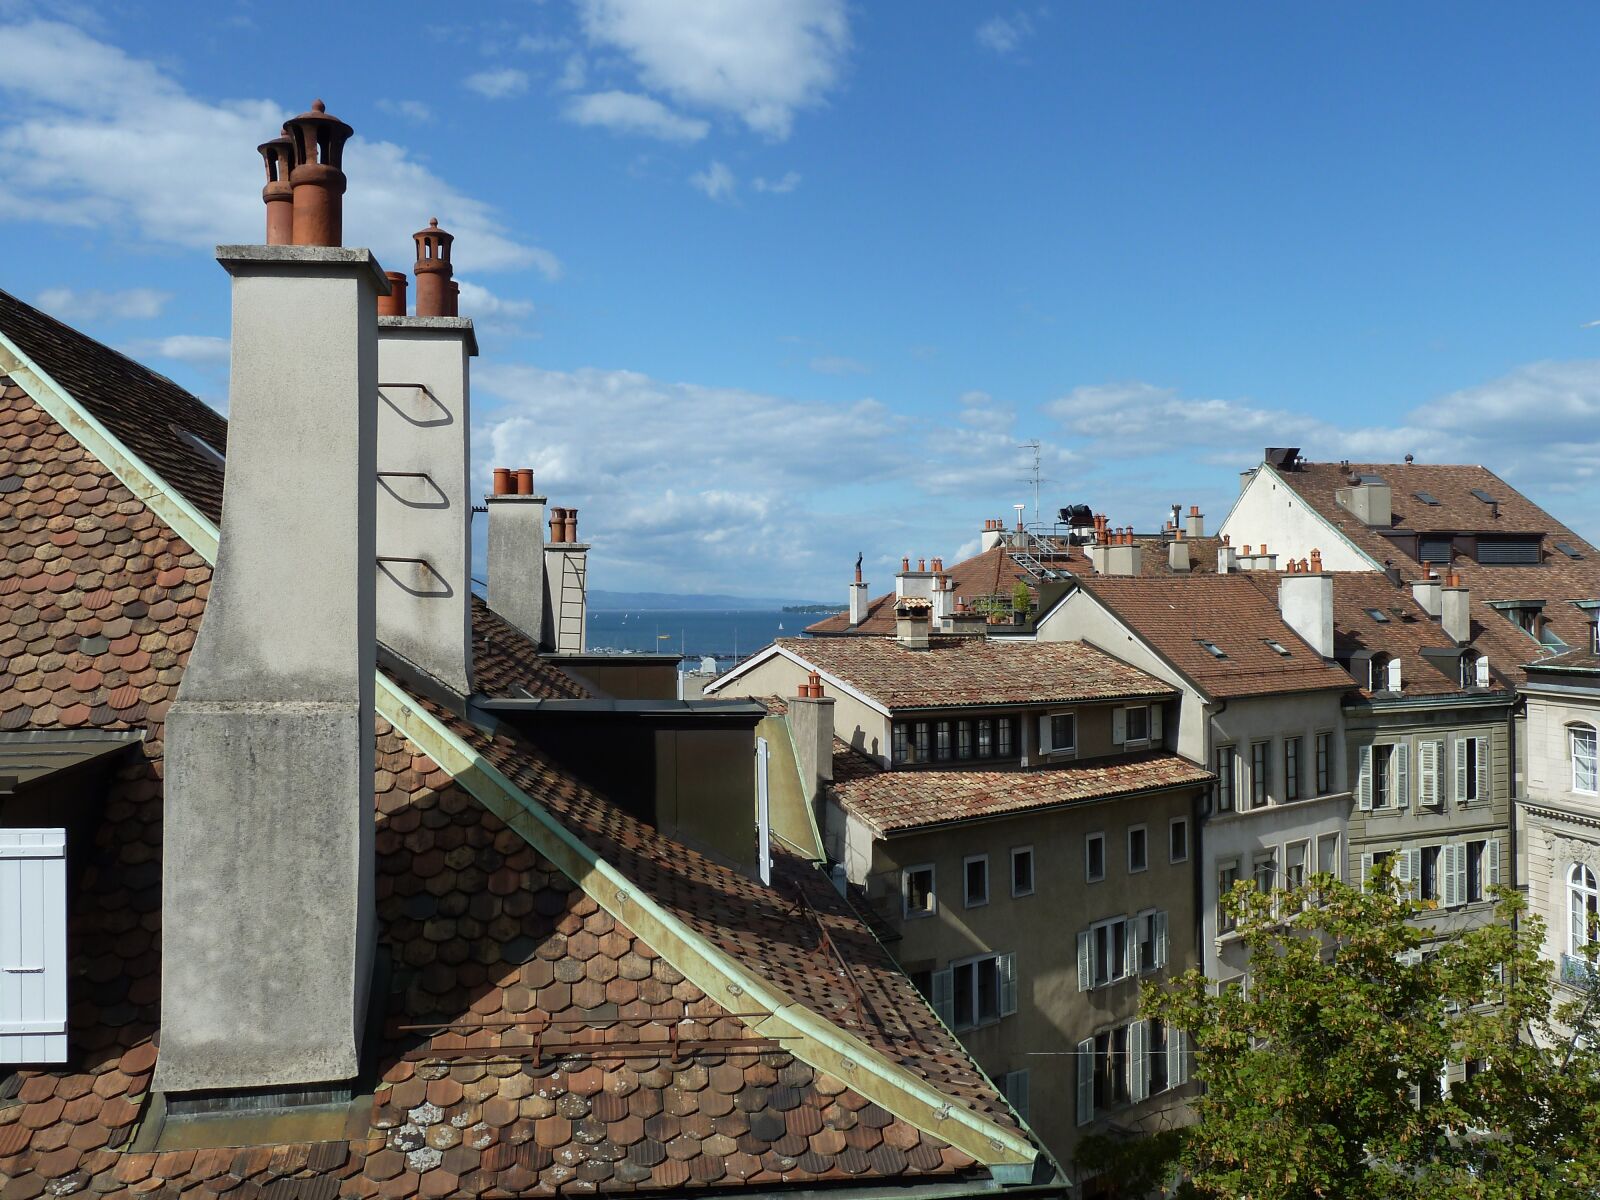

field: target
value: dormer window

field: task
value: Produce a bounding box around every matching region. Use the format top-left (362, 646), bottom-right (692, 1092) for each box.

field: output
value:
top-left (1365, 608), bottom-right (1391, 624)
top-left (1369, 653), bottom-right (1400, 693)
top-left (1459, 652), bottom-right (1489, 689)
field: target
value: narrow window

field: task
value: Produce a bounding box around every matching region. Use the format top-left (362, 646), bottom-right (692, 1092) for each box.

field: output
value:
top-left (1285, 840), bottom-right (1308, 891)
top-left (1573, 726), bottom-right (1598, 794)
top-left (1128, 825), bottom-right (1148, 873)
top-left (1315, 732), bottom-right (1332, 794)
top-left (1420, 846), bottom-right (1441, 902)
top-left (892, 724), bottom-right (909, 765)
top-left (1148, 1019), bottom-right (1170, 1093)
top-left (1570, 864), bottom-right (1600, 957)
top-left (1317, 833), bottom-right (1340, 879)
top-left (1011, 846), bottom-right (1035, 898)
top-left (1169, 817), bottom-right (1189, 864)
top-left (913, 721), bottom-right (931, 763)
top-left (1251, 740), bottom-right (1270, 807)
top-left (1215, 745), bottom-right (1235, 812)
top-left (902, 864), bottom-right (936, 919)
top-left (935, 721), bottom-right (952, 762)
top-left (1085, 833), bottom-right (1106, 883)
top-left (964, 855), bottom-right (989, 908)
top-left (997, 718), bottom-right (1015, 757)
top-left (1253, 855), bottom-right (1275, 894)
top-left (957, 721), bottom-right (973, 760)
top-left (976, 719), bottom-right (993, 758)
top-left (1125, 705), bottom-right (1151, 743)
top-left (1373, 744), bottom-right (1395, 807)
top-left (1218, 861), bottom-right (1240, 932)
top-left (1284, 736), bottom-right (1302, 802)
top-left (1051, 713), bottom-right (1077, 753)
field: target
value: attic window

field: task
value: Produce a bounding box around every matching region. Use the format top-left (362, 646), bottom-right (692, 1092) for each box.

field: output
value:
top-left (1470, 488), bottom-right (1499, 505)
top-left (1365, 608), bottom-right (1391, 623)
top-left (1198, 639), bottom-right (1228, 659)
top-left (1413, 491), bottom-right (1442, 506)
top-left (1263, 639), bottom-right (1291, 657)
top-left (171, 424), bottom-right (225, 468)
top-left (1555, 541), bottom-right (1584, 559)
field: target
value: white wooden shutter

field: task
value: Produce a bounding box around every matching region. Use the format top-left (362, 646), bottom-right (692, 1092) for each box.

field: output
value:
top-left (999, 952), bottom-right (1018, 1017)
top-left (1359, 852), bottom-right (1374, 892)
top-left (1486, 838), bottom-right (1501, 888)
top-left (1394, 850), bottom-right (1412, 897)
top-left (1150, 703), bottom-right (1163, 742)
top-left (1455, 737), bottom-right (1468, 805)
top-left (1396, 745), bottom-right (1411, 808)
top-left (1169, 1028), bottom-right (1189, 1086)
top-left (1475, 656), bottom-right (1490, 687)
top-left (1129, 1020), bottom-right (1149, 1103)
top-left (931, 968), bottom-right (954, 1026)
top-left (1477, 737), bottom-right (1490, 801)
top-left (1077, 930), bottom-right (1092, 992)
top-left (1112, 707), bottom-right (1127, 745)
top-left (1, 829), bottom-right (68, 1065)
top-left (1452, 842), bottom-right (1468, 908)
top-left (1037, 715), bottom-right (1052, 754)
top-left (1357, 746), bottom-right (1373, 810)
top-left (1123, 920), bottom-right (1138, 979)
top-left (1154, 910), bottom-right (1168, 969)
top-left (1387, 658), bottom-right (1403, 692)
top-left (1076, 1038), bottom-right (1096, 1126)
top-left (1418, 741), bottom-right (1440, 808)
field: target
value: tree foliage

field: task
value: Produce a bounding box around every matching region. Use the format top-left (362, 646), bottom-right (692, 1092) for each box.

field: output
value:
top-left (1108, 865), bottom-right (1600, 1199)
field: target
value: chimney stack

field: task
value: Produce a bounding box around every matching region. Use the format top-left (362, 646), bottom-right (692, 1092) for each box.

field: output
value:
top-left (413, 218), bottom-right (455, 318)
top-left (377, 270), bottom-right (408, 317)
top-left (848, 556), bottom-right (869, 627)
top-left (375, 237), bottom-right (478, 694)
top-left (1278, 560), bottom-right (1334, 658)
top-left (487, 466), bottom-right (548, 646)
top-left (787, 670), bottom-right (835, 827)
top-left (894, 556), bottom-right (935, 601)
top-left (1168, 529), bottom-right (1191, 572)
top-left (1411, 566), bottom-right (1442, 617)
top-left (1217, 535), bottom-right (1237, 574)
top-left (1186, 504), bottom-right (1205, 540)
top-left (544, 506), bottom-right (589, 654)
top-left (894, 598), bottom-right (933, 650)
top-left (1441, 571), bottom-right (1471, 644)
top-left (160, 99), bottom-right (379, 1098)
top-left (257, 135), bottom-right (294, 246)
top-left (283, 99), bottom-right (352, 246)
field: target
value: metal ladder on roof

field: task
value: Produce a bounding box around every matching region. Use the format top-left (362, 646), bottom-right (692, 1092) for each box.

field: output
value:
top-left (556, 551), bottom-right (586, 653)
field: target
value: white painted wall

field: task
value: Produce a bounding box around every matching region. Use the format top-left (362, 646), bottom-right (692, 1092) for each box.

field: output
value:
top-left (1219, 467), bottom-right (1379, 572)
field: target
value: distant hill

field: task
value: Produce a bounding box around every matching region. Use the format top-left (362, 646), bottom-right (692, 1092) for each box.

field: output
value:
top-left (588, 589), bottom-right (831, 612)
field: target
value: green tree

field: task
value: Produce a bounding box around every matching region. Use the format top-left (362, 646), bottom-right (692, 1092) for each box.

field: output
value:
top-left (1010, 580), bottom-right (1031, 616)
top-left (1122, 865), bottom-right (1600, 1200)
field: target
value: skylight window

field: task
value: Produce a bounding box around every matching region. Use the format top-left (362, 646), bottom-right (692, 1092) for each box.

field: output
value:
top-left (1413, 491), bottom-right (1441, 506)
top-left (1470, 488), bottom-right (1499, 504)
top-left (1198, 639), bottom-right (1228, 659)
top-left (1555, 541), bottom-right (1584, 559)
top-left (171, 424), bottom-right (225, 468)
top-left (1365, 608), bottom-right (1391, 623)
top-left (1264, 639), bottom-right (1291, 657)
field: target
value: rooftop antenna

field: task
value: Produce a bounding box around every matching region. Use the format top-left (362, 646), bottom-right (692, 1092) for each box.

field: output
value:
top-left (1016, 439), bottom-right (1053, 527)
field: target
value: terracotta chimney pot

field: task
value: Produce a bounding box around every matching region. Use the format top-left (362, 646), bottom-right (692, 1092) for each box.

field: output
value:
top-left (492, 467), bottom-right (512, 496)
top-left (447, 280), bottom-right (460, 318)
top-left (550, 508), bottom-right (566, 542)
top-left (566, 509), bottom-right (579, 543)
top-left (918, 558), bottom-right (926, 572)
top-left (1190, 504), bottom-right (1200, 516)
top-left (514, 468), bottom-right (534, 496)
top-left (413, 217), bottom-right (456, 318)
top-left (377, 271), bottom-right (408, 317)
top-left (902, 557), bottom-right (910, 572)
top-left (282, 99), bottom-right (353, 247)
top-left (257, 134), bottom-right (295, 245)
top-left (1310, 549), bottom-right (1323, 573)
top-left (1223, 533), bottom-right (1231, 545)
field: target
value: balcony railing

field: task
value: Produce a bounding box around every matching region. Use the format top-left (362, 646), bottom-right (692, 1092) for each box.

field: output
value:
top-left (1560, 953), bottom-right (1596, 987)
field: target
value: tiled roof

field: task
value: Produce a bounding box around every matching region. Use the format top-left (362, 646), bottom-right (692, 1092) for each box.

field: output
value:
top-left (472, 597), bottom-right (589, 700)
top-left (1075, 574), bottom-right (1356, 699)
top-left (830, 751), bottom-right (1213, 836)
top-left (766, 636), bottom-right (1176, 711)
top-left (1269, 462), bottom-right (1600, 682)
top-left (805, 538), bottom-right (1230, 636)
top-left (0, 295), bottom-right (1030, 1194)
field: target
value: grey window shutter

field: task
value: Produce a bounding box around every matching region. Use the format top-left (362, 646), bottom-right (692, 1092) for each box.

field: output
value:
top-left (1359, 852), bottom-right (1374, 893)
top-left (1418, 741), bottom-right (1440, 807)
top-left (1396, 744), bottom-right (1411, 808)
top-left (0, 829), bottom-right (68, 1065)
top-left (1455, 737), bottom-right (1468, 804)
top-left (1077, 930), bottom-right (1092, 992)
top-left (1477, 737), bottom-right (1490, 801)
top-left (931, 968), bottom-right (954, 1027)
top-left (1112, 707), bottom-right (1126, 745)
top-left (1037, 715), bottom-right (1052, 753)
top-left (1452, 843), bottom-right (1468, 907)
top-left (999, 952), bottom-right (1018, 1017)
top-left (1077, 1038), bottom-right (1096, 1126)
top-left (1486, 838), bottom-right (1501, 888)
top-left (1170, 1028), bottom-right (1189, 1086)
top-left (1123, 920), bottom-right (1138, 978)
top-left (1154, 910), bottom-right (1168, 969)
top-left (1357, 746), bottom-right (1373, 810)
top-left (1150, 703), bottom-right (1163, 742)
top-left (1129, 1019), bottom-right (1149, 1103)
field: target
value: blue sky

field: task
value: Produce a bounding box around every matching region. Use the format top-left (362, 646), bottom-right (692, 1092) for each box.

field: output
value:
top-left (2, 1), bottom-right (1598, 599)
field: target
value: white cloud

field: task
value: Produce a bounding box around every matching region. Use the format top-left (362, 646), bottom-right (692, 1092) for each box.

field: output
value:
top-left (689, 160), bottom-right (737, 201)
top-left (555, 53), bottom-right (588, 92)
top-left (464, 68), bottom-right (529, 100)
top-left (34, 286), bottom-right (170, 320)
top-left (376, 98), bottom-right (434, 123)
top-left (809, 355), bottom-right (869, 376)
top-left (976, 12), bottom-right (1034, 55)
top-left (752, 171), bottom-right (801, 194)
top-left (0, 20), bottom-right (558, 277)
top-left (957, 389), bottom-right (1015, 431)
top-left (125, 334), bottom-right (230, 365)
top-left (455, 280), bottom-right (535, 321)
top-left (564, 90), bottom-right (708, 142)
top-left (575, 0), bottom-right (850, 140)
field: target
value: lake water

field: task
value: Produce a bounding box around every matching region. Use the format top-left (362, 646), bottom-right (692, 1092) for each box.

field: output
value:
top-left (585, 609), bottom-right (826, 664)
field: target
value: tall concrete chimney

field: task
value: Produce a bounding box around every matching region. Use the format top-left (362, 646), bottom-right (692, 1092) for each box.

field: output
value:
top-left (544, 508), bottom-right (589, 654)
top-left (1217, 537), bottom-right (1238, 574)
top-left (1411, 567), bottom-right (1442, 617)
top-left (160, 99), bottom-right (380, 1097)
top-left (1279, 566), bottom-right (1334, 659)
top-left (376, 229), bottom-right (478, 694)
top-left (1168, 530), bottom-right (1191, 572)
top-left (788, 674), bottom-right (835, 825)
top-left (1441, 572), bottom-right (1471, 644)
top-left (487, 467), bottom-right (546, 645)
top-left (894, 598), bottom-right (932, 650)
top-left (1185, 504), bottom-right (1205, 540)
top-left (848, 558), bottom-right (869, 627)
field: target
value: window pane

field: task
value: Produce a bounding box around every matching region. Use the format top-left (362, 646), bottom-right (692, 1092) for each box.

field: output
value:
top-left (1316, 733), bottom-right (1331, 794)
top-left (965, 858), bottom-right (987, 906)
top-left (914, 722), bottom-right (930, 761)
top-left (1013, 849), bottom-right (1034, 896)
top-left (976, 720), bottom-right (992, 758)
top-left (977, 957), bottom-right (1000, 1023)
top-left (1052, 714), bottom-right (1075, 750)
top-left (1170, 819), bottom-right (1188, 863)
top-left (1127, 706), bottom-right (1149, 742)
top-left (998, 718), bottom-right (1014, 757)
top-left (892, 724), bottom-right (908, 764)
top-left (935, 721), bottom-right (952, 761)
top-left (953, 962), bottom-right (974, 1028)
top-left (1317, 834), bottom-right (1338, 877)
top-left (957, 722), bottom-right (973, 760)
top-left (1285, 737), bottom-right (1301, 802)
top-left (1215, 747), bottom-right (1234, 811)
top-left (1087, 835), bottom-right (1105, 881)
top-left (1129, 827), bottom-right (1147, 872)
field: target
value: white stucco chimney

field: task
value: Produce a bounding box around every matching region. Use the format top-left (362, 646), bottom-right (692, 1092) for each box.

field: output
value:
top-left (160, 100), bottom-right (380, 1097)
top-left (487, 467), bottom-right (547, 645)
top-left (1279, 559), bottom-right (1334, 659)
top-left (1411, 567), bottom-right (1442, 617)
top-left (1168, 531), bottom-right (1192, 572)
top-left (848, 559), bottom-right (870, 627)
top-left (544, 507), bottom-right (589, 654)
top-left (895, 557), bottom-right (936, 601)
top-left (1441, 571), bottom-right (1471, 645)
top-left (979, 518), bottom-right (1007, 552)
top-left (1336, 473), bottom-right (1393, 528)
top-left (1185, 504), bottom-right (1204, 540)
top-left (375, 244), bottom-right (477, 693)
top-left (895, 599), bottom-right (932, 650)
top-left (1217, 537), bottom-right (1238, 574)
